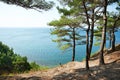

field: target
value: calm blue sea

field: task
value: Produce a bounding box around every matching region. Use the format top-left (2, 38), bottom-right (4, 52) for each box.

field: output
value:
top-left (0, 28), bottom-right (120, 67)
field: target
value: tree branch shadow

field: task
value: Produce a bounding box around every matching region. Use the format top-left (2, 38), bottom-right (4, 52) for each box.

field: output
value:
top-left (0, 76), bottom-right (44, 80)
top-left (52, 61), bottom-right (120, 80)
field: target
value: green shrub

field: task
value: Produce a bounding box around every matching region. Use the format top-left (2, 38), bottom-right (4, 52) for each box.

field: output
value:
top-left (12, 56), bottom-right (31, 73)
top-left (30, 62), bottom-right (49, 71)
top-left (0, 42), bottom-right (31, 74)
top-left (0, 53), bottom-right (13, 72)
top-left (0, 42), bottom-right (48, 74)
top-left (30, 62), bottom-right (40, 71)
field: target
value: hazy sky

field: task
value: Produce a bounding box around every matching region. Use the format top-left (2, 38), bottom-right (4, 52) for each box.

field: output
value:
top-left (0, 1), bottom-right (60, 28)
top-left (0, 1), bottom-right (117, 28)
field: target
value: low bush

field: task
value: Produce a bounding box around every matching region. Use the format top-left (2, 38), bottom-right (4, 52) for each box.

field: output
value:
top-left (0, 42), bottom-right (46, 74)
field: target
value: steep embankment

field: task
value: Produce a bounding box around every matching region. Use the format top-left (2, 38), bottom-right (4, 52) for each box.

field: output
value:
top-left (0, 45), bottom-right (120, 80)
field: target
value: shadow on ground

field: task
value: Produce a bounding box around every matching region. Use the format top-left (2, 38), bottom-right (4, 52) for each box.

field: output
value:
top-left (0, 76), bottom-right (43, 80)
top-left (0, 61), bottom-right (120, 80)
top-left (52, 61), bottom-right (120, 80)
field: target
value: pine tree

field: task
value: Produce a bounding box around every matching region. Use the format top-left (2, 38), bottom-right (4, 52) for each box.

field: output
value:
top-left (57, 0), bottom-right (104, 70)
top-left (49, 15), bottom-right (85, 61)
top-left (0, 0), bottom-right (54, 11)
top-left (108, 13), bottom-right (120, 51)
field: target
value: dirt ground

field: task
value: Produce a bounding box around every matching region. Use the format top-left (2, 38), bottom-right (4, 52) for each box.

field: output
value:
top-left (0, 50), bottom-right (120, 80)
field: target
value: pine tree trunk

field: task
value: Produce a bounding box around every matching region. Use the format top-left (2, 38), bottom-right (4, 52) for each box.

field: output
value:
top-left (99, 0), bottom-right (107, 65)
top-left (83, 1), bottom-right (90, 70)
top-left (89, 9), bottom-right (95, 59)
top-left (86, 30), bottom-right (89, 70)
top-left (72, 28), bottom-right (76, 61)
top-left (111, 16), bottom-right (120, 51)
top-left (111, 18), bottom-right (118, 51)
top-left (109, 30), bottom-right (112, 48)
top-left (111, 27), bottom-right (116, 51)
top-left (111, 32), bottom-right (115, 51)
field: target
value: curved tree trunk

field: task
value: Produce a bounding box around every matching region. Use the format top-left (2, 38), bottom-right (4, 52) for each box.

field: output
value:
top-left (111, 17), bottom-right (119, 51)
top-left (83, 1), bottom-right (90, 70)
top-left (99, 0), bottom-right (108, 65)
top-left (111, 16), bottom-right (120, 51)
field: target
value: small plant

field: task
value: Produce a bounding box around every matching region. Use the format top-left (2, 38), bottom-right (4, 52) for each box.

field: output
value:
top-left (30, 62), bottom-right (49, 71)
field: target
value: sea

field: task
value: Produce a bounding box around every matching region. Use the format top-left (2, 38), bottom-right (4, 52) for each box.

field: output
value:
top-left (0, 28), bottom-right (120, 67)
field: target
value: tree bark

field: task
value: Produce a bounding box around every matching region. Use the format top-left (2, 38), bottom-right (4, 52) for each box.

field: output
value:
top-left (111, 16), bottom-right (120, 51)
top-left (99, 0), bottom-right (108, 65)
top-left (109, 30), bottom-right (112, 48)
top-left (89, 9), bottom-right (95, 59)
top-left (111, 28), bottom-right (115, 51)
top-left (72, 28), bottom-right (76, 61)
top-left (86, 30), bottom-right (89, 70)
top-left (111, 17), bottom-right (119, 51)
top-left (83, 1), bottom-right (90, 70)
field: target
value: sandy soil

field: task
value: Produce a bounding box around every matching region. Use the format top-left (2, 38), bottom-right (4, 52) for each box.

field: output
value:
top-left (0, 50), bottom-right (120, 80)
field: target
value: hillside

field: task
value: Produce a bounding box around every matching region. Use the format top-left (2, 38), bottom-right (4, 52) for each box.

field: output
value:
top-left (0, 46), bottom-right (120, 80)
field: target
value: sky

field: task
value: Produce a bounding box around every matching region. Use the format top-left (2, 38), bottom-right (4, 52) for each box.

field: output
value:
top-left (0, 1), bottom-right (118, 28)
top-left (0, 1), bottom-right (60, 28)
